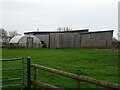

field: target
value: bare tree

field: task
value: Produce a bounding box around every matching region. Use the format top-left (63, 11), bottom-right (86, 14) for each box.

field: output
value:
top-left (57, 27), bottom-right (72, 31)
top-left (112, 37), bottom-right (119, 48)
top-left (57, 27), bottom-right (62, 31)
top-left (0, 28), bottom-right (8, 45)
top-left (0, 28), bottom-right (7, 37)
top-left (9, 30), bottom-right (18, 37)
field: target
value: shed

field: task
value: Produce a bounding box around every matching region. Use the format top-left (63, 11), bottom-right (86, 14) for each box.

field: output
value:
top-left (9, 35), bottom-right (41, 48)
top-left (24, 29), bottom-right (113, 48)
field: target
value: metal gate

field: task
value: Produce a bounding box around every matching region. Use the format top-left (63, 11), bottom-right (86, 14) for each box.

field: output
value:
top-left (0, 57), bottom-right (25, 89)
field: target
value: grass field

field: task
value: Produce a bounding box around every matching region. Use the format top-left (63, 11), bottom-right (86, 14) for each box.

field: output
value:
top-left (1, 48), bottom-right (119, 89)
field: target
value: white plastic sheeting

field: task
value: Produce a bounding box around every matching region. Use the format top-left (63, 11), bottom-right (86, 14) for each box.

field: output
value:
top-left (10, 35), bottom-right (41, 48)
top-left (10, 35), bottom-right (23, 43)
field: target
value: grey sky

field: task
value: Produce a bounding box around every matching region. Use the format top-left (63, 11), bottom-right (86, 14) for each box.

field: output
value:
top-left (0, 0), bottom-right (119, 38)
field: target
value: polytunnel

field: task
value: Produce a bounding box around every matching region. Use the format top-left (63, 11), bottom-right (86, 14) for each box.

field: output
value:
top-left (9, 35), bottom-right (41, 48)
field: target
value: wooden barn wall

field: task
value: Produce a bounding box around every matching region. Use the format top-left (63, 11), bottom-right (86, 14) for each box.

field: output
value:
top-left (33, 31), bottom-right (113, 48)
top-left (80, 31), bottom-right (113, 48)
top-left (80, 39), bottom-right (107, 48)
top-left (35, 34), bottom-right (49, 48)
top-left (50, 33), bottom-right (80, 48)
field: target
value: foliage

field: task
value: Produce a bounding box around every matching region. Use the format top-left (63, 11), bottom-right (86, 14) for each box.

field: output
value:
top-left (8, 30), bottom-right (18, 38)
top-left (0, 28), bottom-right (7, 37)
top-left (112, 37), bottom-right (119, 48)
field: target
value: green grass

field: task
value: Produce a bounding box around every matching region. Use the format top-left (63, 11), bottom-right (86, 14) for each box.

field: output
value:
top-left (2, 48), bottom-right (119, 89)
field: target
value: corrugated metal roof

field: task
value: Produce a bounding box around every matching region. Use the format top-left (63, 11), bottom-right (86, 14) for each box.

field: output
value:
top-left (24, 29), bottom-right (89, 34)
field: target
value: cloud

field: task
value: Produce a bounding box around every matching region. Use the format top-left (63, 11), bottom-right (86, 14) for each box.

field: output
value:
top-left (0, 0), bottom-right (119, 38)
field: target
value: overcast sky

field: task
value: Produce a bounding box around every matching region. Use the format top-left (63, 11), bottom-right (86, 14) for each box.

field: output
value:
top-left (0, 0), bottom-right (119, 38)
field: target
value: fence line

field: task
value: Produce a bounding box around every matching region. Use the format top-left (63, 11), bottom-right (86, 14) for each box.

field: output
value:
top-left (30, 63), bottom-right (120, 90)
top-left (31, 80), bottom-right (61, 90)
top-left (0, 68), bottom-right (22, 71)
top-left (0, 57), bottom-right (23, 62)
top-left (2, 57), bottom-right (119, 89)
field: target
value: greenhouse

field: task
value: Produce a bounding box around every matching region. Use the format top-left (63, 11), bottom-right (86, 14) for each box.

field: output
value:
top-left (9, 35), bottom-right (41, 48)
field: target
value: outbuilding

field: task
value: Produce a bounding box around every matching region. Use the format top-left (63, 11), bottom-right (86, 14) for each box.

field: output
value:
top-left (9, 35), bottom-right (41, 48)
top-left (24, 29), bottom-right (113, 48)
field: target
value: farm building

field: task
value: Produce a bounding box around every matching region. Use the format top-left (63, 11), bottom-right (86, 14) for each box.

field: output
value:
top-left (80, 31), bottom-right (113, 48)
top-left (9, 35), bottom-right (41, 48)
top-left (24, 29), bottom-right (113, 48)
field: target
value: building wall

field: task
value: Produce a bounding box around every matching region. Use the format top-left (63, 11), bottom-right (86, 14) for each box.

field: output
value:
top-left (35, 34), bottom-right (49, 48)
top-left (26, 30), bottom-right (113, 48)
top-left (80, 31), bottom-right (113, 48)
top-left (80, 39), bottom-right (107, 48)
top-left (50, 33), bottom-right (80, 48)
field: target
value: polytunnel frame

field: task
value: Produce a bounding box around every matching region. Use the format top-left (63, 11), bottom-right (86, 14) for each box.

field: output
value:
top-left (17, 35), bottom-right (40, 48)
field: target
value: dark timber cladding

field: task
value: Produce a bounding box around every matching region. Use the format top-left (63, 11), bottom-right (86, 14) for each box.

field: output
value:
top-left (50, 33), bottom-right (80, 48)
top-left (24, 29), bottom-right (113, 48)
top-left (80, 30), bottom-right (113, 48)
top-left (24, 29), bottom-right (89, 48)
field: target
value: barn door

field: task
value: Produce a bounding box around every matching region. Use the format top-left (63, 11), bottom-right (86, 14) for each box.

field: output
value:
top-left (27, 37), bottom-right (33, 48)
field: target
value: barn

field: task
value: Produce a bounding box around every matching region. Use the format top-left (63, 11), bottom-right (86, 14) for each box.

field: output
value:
top-left (24, 29), bottom-right (113, 48)
top-left (9, 35), bottom-right (41, 48)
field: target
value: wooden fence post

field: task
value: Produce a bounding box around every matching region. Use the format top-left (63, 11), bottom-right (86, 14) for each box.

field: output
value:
top-left (27, 57), bottom-right (31, 89)
top-left (34, 64), bottom-right (38, 81)
top-left (76, 80), bottom-right (80, 90)
top-left (33, 64), bottom-right (38, 89)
